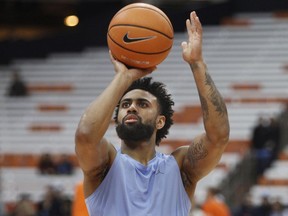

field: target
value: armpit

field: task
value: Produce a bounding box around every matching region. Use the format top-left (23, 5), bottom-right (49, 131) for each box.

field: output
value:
top-left (84, 162), bottom-right (110, 183)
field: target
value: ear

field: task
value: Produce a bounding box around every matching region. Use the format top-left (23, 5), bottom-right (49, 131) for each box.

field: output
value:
top-left (156, 115), bottom-right (166, 130)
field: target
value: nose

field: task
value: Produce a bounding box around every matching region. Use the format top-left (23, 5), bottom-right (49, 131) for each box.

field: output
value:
top-left (127, 102), bottom-right (137, 113)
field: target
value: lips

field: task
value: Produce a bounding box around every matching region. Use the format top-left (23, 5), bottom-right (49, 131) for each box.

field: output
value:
top-left (123, 114), bottom-right (139, 124)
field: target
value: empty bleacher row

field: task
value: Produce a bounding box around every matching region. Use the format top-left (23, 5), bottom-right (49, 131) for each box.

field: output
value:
top-left (0, 168), bottom-right (83, 203)
top-left (0, 12), bottom-right (288, 209)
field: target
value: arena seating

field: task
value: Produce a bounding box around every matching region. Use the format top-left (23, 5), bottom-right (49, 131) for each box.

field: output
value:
top-left (0, 12), bottom-right (288, 208)
top-left (249, 145), bottom-right (288, 205)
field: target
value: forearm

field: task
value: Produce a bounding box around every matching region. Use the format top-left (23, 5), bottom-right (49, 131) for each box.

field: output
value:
top-left (190, 61), bottom-right (230, 143)
top-left (76, 73), bottom-right (133, 142)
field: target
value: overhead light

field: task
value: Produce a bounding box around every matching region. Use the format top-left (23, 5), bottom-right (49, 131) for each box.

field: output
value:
top-left (64, 15), bottom-right (79, 27)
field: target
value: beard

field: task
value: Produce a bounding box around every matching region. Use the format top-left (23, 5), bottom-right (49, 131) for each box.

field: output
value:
top-left (116, 118), bottom-right (155, 145)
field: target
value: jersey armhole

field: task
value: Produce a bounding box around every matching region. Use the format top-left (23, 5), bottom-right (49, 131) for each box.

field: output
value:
top-left (85, 148), bottom-right (121, 201)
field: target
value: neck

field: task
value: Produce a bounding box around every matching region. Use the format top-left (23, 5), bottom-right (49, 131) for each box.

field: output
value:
top-left (121, 141), bottom-right (156, 166)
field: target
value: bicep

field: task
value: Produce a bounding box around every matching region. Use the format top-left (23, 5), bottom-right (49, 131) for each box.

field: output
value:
top-left (75, 137), bottom-right (116, 197)
top-left (175, 133), bottom-right (226, 183)
top-left (75, 137), bottom-right (114, 177)
top-left (187, 133), bottom-right (226, 180)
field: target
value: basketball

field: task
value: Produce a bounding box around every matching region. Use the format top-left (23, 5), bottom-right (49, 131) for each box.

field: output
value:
top-left (107, 3), bottom-right (174, 69)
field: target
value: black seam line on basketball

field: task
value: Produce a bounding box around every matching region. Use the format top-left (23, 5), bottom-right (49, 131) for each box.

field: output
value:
top-left (108, 33), bottom-right (172, 55)
top-left (110, 24), bottom-right (173, 40)
top-left (113, 6), bottom-right (173, 30)
top-left (123, 33), bottom-right (155, 43)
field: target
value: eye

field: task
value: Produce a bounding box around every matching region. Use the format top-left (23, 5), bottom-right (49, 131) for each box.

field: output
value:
top-left (121, 101), bottom-right (130, 108)
top-left (138, 101), bottom-right (149, 108)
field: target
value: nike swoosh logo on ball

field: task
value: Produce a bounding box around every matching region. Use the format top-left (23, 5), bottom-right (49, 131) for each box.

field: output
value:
top-left (123, 33), bottom-right (155, 43)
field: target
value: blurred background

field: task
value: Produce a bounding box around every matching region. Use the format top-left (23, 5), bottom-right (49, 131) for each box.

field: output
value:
top-left (1, 0), bottom-right (288, 64)
top-left (0, 0), bottom-right (288, 216)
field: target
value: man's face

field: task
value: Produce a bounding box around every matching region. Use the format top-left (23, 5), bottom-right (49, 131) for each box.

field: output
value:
top-left (116, 89), bottom-right (160, 144)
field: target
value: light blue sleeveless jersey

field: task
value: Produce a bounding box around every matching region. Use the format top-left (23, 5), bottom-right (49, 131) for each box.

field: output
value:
top-left (85, 150), bottom-right (191, 216)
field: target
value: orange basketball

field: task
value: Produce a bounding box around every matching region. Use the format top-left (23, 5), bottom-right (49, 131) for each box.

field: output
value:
top-left (107, 3), bottom-right (174, 69)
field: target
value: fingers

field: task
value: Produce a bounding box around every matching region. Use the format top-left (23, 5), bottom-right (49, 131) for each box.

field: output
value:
top-left (109, 49), bottom-right (156, 76)
top-left (186, 19), bottom-right (193, 38)
top-left (187, 11), bottom-right (202, 35)
top-left (192, 12), bottom-right (202, 33)
top-left (181, 41), bottom-right (187, 50)
top-left (109, 50), bottom-right (116, 63)
top-left (109, 50), bottom-right (156, 76)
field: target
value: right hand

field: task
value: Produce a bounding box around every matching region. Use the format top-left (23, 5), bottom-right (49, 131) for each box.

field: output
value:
top-left (109, 51), bottom-right (156, 81)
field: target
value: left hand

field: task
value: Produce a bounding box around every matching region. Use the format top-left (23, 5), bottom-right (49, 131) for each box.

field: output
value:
top-left (181, 11), bottom-right (203, 64)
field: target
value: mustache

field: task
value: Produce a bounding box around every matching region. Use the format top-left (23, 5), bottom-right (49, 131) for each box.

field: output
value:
top-left (122, 113), bottom-right (142, 124)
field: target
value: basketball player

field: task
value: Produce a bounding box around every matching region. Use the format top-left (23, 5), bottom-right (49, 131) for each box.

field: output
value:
top-left (75, 11), bottom-right (230, 216)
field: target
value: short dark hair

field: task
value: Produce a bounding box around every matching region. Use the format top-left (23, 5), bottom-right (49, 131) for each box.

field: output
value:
top-left (114, 77), bottom-right (174, 145)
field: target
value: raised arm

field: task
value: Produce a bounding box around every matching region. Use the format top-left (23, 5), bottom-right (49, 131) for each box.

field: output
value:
top-left (75, 52), bottom-right (154, 196)
top-left (173, 12), bottom-right (230, 198)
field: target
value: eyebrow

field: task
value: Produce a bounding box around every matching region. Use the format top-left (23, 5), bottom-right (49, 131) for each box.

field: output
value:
top-left (120, 98), bottom-right (151, 103)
